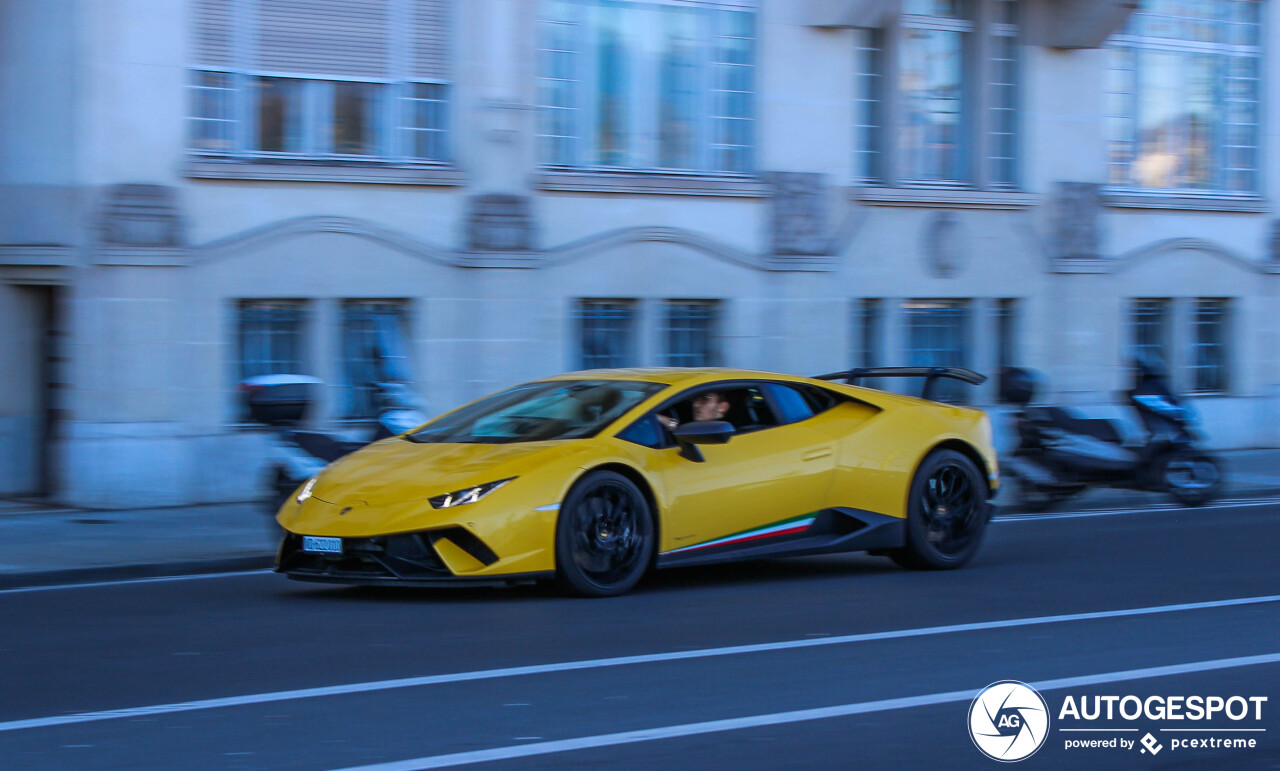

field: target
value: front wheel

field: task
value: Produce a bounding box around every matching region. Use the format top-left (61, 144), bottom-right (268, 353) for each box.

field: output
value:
top-left (1161, 450), bottom-right (1222, 506)
top-left (555, 470), bottom-right (654, 597)
top-left (891, 450), bottom-right (989, 570)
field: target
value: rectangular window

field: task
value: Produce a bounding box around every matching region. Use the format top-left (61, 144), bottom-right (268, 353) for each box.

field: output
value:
top-left (537, 0), bottom-right (757, 173)
top-left (854, 0), bottom-right (1019, 189)
top-left (709, 9), bottom-right (756, 173)
top-left (239, 300), bottom-right (307, 380)
top-left (988, 0), bottom-right (1019, 187)
top-left (188, 70), bottom-right (237, 152)
top-left (341, 300), bottom-right (413, 419)
top-left (255, 76), bottom-right (307, 154)
top-left (853, 30), bottom-right (884, 183)
top-left (1190, 298), bottom-right (1231, 393)
top-left (857, 298), bottom-right (883, 369)
top-left (904, 299), bottom-right (970, 402)
top-left (662, 300), bottom-right (720, 367)
top-left (1130, 298), bottom-right (1171, 367)
top-left (331, 81), bottom-right (382, 156)
top-left (189, 0), bottom-right (452, 163)
top-left (996, 298), bottom-right (1018, 371)
top-left (403, 83), bottom-right (450, 161)
top-left (1106, 1), bottom-right (1260, 193)
top-left (899, 10), bottom-right (970, 183)
top-left (577, 300), bottom-right (637, 370)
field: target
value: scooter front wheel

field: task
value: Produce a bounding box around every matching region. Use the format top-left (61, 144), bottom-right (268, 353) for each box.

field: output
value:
top-left (1161, 450), bottom-right (1222, 506)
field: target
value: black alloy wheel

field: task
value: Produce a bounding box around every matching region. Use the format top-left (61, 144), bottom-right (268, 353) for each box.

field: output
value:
top-left (891, 449), bottom-right (989, 570)
top-left (555, 470), bottom-right (654, 597)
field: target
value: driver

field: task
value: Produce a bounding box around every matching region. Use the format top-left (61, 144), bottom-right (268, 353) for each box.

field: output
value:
top-left (659, 390), bottom-right (729, 432)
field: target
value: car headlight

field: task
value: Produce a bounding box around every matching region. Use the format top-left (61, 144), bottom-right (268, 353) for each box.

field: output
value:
top-left (429, 478), bottom-right (515, 509)
top-left (295, 476), bottom-right (317, 504)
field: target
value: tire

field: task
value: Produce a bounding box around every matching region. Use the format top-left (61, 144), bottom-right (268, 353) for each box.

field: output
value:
top-left (890, 449), bottom-right (989, 570)
top-left (555, 470), bottom-right (655, 597)
top-left (1161, 450), bottom-right (1222, 507)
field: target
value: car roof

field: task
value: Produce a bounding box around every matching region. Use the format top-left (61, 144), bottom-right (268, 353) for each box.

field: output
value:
top-left (543, 367), bottom-right (808, 388)
top-left (541, 366), bottom-right (983, 413)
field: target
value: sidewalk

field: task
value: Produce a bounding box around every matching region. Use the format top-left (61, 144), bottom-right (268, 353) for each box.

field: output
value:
top-left (1, 449), bottom-right (1278, 590)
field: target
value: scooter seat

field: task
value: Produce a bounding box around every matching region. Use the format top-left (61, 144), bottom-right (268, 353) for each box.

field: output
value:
top-left (1038, 406), bottom-right (1123, 444)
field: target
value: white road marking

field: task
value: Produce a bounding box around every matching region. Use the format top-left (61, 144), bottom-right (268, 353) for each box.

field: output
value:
top-left (2, 593), bottom-right (1278, 734)
top-left (328, 652), bottom-right (1280, 771)
top-left (0, 570), bottom-right (272, 595)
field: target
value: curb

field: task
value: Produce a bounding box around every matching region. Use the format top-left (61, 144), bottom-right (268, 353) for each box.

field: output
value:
top-left (994, 484), bottom-right (1280, 516)
top-left (0, 554), bottom-right (276, 591)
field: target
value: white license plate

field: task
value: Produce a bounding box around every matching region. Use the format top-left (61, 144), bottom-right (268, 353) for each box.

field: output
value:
top-left (302, 536), bottom-right (342, 554)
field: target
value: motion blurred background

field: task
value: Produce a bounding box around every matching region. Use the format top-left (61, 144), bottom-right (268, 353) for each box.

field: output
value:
top-left (1, 0), bottom-right (1277, 510)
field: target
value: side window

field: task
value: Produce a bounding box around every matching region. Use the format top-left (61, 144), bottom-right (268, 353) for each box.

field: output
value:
top-left (653, 383), bottom-right (780, 439)
top-left (767, 383), bottom-right (815, 424)
top-left (728, 386), bottom-right (778, 432)
top-left (618, 415), bottom-right (662, 449)
top-left (800, 385), bottom-right (841, 414)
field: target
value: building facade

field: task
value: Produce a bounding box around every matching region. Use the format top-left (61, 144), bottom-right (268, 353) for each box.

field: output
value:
top-left (2, 0), bottom-right (1278, 508)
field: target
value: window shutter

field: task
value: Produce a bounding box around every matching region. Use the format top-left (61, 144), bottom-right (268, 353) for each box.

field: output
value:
top-left (255, 0), bottom-right (391, 78)
top-left (194, 0), bottom-right (236, 68)
top-left (411, 0), bottom-right (451, 81)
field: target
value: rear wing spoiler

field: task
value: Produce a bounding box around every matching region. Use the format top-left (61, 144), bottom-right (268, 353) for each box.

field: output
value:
top-left (814, 367), bottom-right (987, 402)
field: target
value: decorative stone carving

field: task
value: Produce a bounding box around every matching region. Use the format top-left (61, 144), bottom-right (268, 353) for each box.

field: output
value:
top-left (765, 172), bottom-right (829, 257)
top-left (923, 212), bottom-right (965, 278)
top-left (1052, 181), bottom-right (1101, 259)
top-left (466, 193), bottom-right (536, 252)
top-left (100, 184), bottom-right (184, 247)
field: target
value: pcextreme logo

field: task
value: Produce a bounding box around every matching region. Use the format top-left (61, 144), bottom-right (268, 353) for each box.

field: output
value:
top-left (968, 681), bottom-right (1051, 762)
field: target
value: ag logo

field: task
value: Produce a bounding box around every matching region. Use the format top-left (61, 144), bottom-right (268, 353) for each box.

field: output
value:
top-left (969, 681), bottom-right (1050, 762)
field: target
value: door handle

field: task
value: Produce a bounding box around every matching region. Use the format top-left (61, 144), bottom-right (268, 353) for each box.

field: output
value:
top-left (802, 449), bottom-right (832, 462)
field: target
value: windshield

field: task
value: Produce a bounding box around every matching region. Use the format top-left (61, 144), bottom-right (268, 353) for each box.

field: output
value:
top-left (406, 380), bottom-right (666, 444)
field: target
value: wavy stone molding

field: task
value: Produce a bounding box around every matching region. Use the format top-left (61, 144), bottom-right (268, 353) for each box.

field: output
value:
top-left (192, 216), bottom-right (459, 267)
top-left (186, 216), bottom-right (798, 272)
top-left (1052, 237), bottom-right (1280, 275)
top-left (191, 216), bottom-right (788, 272)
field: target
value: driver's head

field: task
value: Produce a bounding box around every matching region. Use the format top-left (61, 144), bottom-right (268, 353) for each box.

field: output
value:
top-left (691, 390), bottom-right (729, 422)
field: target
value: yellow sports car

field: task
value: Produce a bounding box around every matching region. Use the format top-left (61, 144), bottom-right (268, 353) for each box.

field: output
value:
top-left (276, 367), bottom-right (998, 596)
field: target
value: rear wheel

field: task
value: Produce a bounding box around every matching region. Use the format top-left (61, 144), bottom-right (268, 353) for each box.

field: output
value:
top-left (1161, 450), bottom-right (1222, 506)
top-left (555, 470), bottom-right (654, 597)
top-left (891, 450), bottom-right (989, 570)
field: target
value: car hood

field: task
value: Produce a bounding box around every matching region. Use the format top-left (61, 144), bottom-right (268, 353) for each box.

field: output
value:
top-left (309, 437), bottom-right (570, 508)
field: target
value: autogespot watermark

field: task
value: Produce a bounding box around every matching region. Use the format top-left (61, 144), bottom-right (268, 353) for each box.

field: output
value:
top-left (969, 685), bottom-right (1269, 762)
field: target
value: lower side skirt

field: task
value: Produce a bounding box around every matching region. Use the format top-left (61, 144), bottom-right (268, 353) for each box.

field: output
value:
top-left (654, 508), bottom-right (905, 570)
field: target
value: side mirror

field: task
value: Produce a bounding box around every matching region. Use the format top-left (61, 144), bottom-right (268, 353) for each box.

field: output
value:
top-left (672, 420), bottom-right (734, 462)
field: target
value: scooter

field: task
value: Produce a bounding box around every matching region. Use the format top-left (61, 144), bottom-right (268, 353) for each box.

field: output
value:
top-left (241, 375), bottom-right (428, 514)
top-left (1000, 363), bottom-right (1222, 511)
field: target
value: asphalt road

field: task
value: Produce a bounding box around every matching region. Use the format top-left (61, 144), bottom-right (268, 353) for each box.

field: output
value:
top-left (1, 500), bottom-right (1278, 770)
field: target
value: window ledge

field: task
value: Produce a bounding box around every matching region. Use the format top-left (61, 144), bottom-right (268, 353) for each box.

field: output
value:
top-left (184, 157), bottom-right (467, 186)
top-left (0, 245), bottom-right (77, 266)
top-left (850, 186), bottom-right (1039, 209)
top-left (533, 169), bottom-right (769, 197)
top-left (1102, 190), bottom-right (1268, 213)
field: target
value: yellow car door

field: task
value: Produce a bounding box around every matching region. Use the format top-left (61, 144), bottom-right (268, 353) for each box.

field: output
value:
top-left (644, 383), bottom-right (836, 554)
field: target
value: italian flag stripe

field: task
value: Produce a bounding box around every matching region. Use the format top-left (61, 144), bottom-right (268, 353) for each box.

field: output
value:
top-left (665, 514), bottom-right (817, 555)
